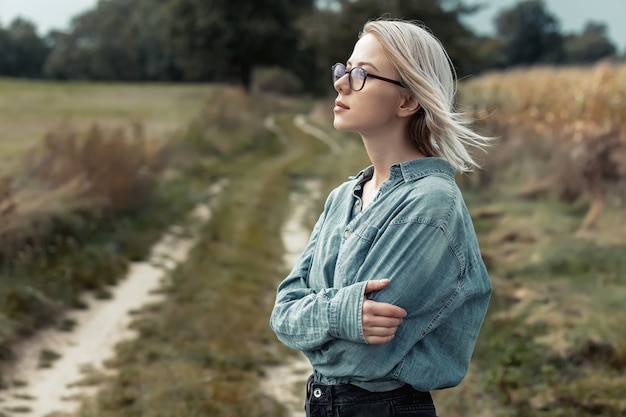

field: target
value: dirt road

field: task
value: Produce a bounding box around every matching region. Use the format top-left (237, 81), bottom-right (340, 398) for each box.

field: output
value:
top-left (0, 181), bottom-right (225, 417)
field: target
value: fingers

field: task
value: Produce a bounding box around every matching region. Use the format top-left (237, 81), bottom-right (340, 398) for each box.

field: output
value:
top-left (362, 299), bottom-right (407, 345)
top-left (364, 278), bottom-right (389, 294)
top-left (363, 299), bottom-right (407, 319)
top-left (363, 323), bottom-right (399, 345)
top-left (362, 279), bottom-right (407, 345)
top-left (365, 334), bottom-right (396, 345)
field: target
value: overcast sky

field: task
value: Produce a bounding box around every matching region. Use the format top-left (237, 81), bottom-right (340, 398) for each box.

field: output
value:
top-left (462, 0), bottom-right (625, 50)
top-left (1, 0), bottom-right (624, 50)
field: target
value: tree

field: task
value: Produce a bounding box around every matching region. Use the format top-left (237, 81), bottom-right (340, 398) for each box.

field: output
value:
top-left (44, 0), bottom-right (170, 81)
top-left (165, 0), bottom-right (314, 90)
top-left (0, 18), bottom-right (49, 78)
top-left (564, 22), bottom-right (616, 64)
top-left (0, 26), bottom-right (12, 75)
top-left (495, 0), bottom-right (564, 65)
top-left (34, 0), bottom-right (494, 90)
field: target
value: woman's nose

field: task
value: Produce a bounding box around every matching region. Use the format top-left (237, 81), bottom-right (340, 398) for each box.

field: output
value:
top-left (334, 74), bottom-right (350, 93)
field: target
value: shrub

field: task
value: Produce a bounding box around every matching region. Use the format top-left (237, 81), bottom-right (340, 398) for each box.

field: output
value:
top-left (253, 67), bottom-right (303, 96)
top-left (24, 122), bottom-right (165, 214)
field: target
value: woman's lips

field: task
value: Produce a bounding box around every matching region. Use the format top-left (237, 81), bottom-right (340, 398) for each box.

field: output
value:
top-left (334, 100), bottom-right (349, 112)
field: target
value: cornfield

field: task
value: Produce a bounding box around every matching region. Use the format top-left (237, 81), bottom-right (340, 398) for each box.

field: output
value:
top-left (460, 61), bottom-right (626, 230)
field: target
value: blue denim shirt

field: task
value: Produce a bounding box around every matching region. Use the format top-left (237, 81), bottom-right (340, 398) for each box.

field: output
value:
top-left (270, 157), bottom-right (491, 392)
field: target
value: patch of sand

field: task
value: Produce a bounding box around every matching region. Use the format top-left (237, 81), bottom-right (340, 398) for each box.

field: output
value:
top-left (262, 179), bottom-right (320, 417)
top-left (0, 180), bottom-right (227, 417)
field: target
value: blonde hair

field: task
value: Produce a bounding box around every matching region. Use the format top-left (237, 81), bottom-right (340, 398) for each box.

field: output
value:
top-left (361, 19), bottom-right (491, 172)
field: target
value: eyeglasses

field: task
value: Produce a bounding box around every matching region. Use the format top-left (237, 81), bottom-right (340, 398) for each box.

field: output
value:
top-left (332, 63), bottom-right (404, 91)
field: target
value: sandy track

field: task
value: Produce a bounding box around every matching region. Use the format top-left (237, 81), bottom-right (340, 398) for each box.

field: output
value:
top-left (262, 180), bottom-right (321, 417)
top-left (0, 180), bottom-right (226, 417)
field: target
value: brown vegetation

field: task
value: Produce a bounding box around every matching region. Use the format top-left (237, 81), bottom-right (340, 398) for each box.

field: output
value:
top-left (0, 119), bottom-right (171, 376)
top-left (0, 176), bottom-right (16, 221)
top-left (461, 62), bottom-right (626, 231)
top-left (24, 122), bottom-right (165, 213)
top-left (1, 121), bottom-right (166, 264)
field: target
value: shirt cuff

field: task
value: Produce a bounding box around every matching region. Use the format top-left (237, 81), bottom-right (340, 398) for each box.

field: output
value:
top-left (328, 281), bottom-right (368, 344)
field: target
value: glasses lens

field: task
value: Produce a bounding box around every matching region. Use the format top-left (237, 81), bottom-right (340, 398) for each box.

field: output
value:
top-left (332, 64), bottom-right (346, 83)
top-left (351, 67), bottom-right (366, 91)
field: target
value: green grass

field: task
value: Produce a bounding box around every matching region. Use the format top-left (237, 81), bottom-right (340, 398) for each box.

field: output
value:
top-left (435, 149), bottom-right (626, 416)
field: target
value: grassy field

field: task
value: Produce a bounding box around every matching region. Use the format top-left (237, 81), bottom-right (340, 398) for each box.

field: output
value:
top-left (0, 73), bottom-right (625, 417)
top-left (0, 78), bottom-right (218, 175)
top-left (0, 80), bottom-right (228, 387)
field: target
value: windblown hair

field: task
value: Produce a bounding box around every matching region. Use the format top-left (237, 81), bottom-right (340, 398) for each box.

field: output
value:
top-left (361, 19), bottom-right (492, 172)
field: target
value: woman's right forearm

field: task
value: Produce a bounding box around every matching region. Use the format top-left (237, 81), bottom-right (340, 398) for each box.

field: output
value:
top-left (270, 279), bottom-right (369, 350)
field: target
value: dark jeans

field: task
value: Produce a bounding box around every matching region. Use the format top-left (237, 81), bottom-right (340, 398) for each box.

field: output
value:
top-left (305, 375), bottom-right (438, 417)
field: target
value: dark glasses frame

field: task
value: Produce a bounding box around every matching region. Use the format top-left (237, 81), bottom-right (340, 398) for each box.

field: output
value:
top-left (332, 63), bottom-right (404, 91)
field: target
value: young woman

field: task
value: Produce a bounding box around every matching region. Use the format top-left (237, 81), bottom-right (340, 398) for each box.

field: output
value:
top-left (270, 18), bottom-right (492, 417)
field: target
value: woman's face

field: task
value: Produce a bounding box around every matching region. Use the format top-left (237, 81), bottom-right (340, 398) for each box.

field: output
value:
top-left (333, 34), bottom-right (405, 136)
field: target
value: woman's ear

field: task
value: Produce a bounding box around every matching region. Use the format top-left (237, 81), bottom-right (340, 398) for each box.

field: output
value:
top-left (397, 94), bottom-right (421, 118)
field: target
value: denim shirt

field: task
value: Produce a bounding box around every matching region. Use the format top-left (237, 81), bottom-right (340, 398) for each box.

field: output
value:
top-left (270, 157), bottom-right (491, 392)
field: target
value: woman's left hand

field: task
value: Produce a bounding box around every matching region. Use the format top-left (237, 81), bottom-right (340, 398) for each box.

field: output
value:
top-left (362, 279), bottom-right (407, 344)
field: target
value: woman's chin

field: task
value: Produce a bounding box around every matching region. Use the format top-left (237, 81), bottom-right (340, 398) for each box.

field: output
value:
top-left (332, 119), bottom-right (350, 131)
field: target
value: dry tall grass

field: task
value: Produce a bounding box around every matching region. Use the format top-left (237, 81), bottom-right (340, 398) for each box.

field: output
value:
top-left (461, 62), bottom-right (626, 230)
top-left (0, 119), bottom-right (171, 371)
top-left (0, 177), bottom-right (16, 221)
top-left (24, 122), bottom-right (164, 213)
top-left (1, 122), bottom-right (166, 259)
top-left (449, 63), bottom-right (626, 417)
top-left (462, 62), bottom-right (626, 137)
top-left (0, 79), bottom-right (217, 176)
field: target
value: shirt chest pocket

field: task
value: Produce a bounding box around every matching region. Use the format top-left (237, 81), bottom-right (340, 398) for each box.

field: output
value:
top-left (335, 223), bottom-right (380, 287)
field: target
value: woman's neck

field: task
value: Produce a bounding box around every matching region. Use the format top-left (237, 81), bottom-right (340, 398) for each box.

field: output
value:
top-left (362, 133), bottom-right (424, 189)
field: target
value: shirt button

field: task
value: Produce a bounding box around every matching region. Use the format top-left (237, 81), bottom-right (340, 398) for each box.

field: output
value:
top-left (313, 387), bottom-right (323, 398)
top-left (344, 230), bottom-right (351, 238)
top-left (355, 200), bottom-right (361, 206)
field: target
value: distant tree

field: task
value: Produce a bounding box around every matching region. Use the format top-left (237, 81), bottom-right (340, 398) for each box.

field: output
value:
top-left (0, 26), bottom-right (11, 75)
top-left (44, 0), bottom-right (169, 81)
top-left (43, 30), bottom-right (90, 80)
top-left (495, 0), bottom-right (564, 65)
top-left (165, 0), bottom-right (315, 90)
top-left (37, 0), bottom-right (492, 90)
top-left (469, 36), bottom-right (508, 72)
top-left (0, 18), bottom-right (49, 78)
top-left (564, 22), bottom-right (616, 64)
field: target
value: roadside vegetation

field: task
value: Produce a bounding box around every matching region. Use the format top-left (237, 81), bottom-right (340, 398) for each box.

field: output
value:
top-left (1, 61), bottom-right (626, 416)
top-left (0, 81), bottom-right (222, 376)
top-left (434, 62), bottom-right (626, 417)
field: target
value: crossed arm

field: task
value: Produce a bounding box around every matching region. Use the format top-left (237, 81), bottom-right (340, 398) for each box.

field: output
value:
top-left (270, 216), bottom-right (460, 353)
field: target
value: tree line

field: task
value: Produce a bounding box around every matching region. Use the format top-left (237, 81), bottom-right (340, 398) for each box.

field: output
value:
top-left (0, 0), bottom-right (620, 93)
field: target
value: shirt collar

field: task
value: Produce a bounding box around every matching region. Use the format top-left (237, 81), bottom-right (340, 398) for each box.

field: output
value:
top-left (351, 157), bottom-right (455, 183)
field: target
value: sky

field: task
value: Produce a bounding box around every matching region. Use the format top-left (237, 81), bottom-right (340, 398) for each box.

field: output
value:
top-left (462, 0), bottom-right (626, 50)
top-left (1, 0), bottom-right (625, 51)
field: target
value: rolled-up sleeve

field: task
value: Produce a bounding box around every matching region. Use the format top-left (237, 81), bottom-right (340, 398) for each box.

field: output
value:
top-left (270, 275), bottom-right (368, 351)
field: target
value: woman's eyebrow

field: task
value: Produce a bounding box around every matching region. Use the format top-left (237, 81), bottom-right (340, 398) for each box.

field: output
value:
top-left (346, 60), bottom-right (380, 71)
